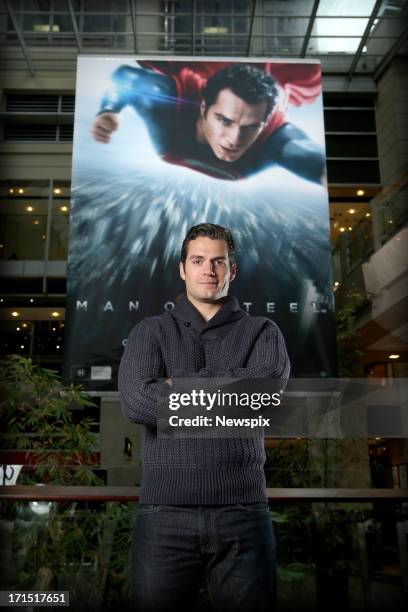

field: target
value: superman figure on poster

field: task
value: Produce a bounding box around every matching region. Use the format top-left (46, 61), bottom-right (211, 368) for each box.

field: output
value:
top-left (91, 61), bottom-right (325, 183)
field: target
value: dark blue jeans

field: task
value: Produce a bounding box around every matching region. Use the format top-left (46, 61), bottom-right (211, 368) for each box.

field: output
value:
top-left (132, 502), bottom-right (276, 612)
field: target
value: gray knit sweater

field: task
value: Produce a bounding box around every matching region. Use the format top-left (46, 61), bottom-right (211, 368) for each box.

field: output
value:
top-left (118, 294), bottom-right (290, 504)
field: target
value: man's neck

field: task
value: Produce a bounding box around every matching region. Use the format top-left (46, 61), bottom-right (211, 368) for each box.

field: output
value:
top-left (187, 294), bottom-right (224, 322)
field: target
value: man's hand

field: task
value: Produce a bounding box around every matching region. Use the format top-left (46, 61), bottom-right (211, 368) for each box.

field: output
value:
top-left (164, 378), bottom-right (172, 386)
top-left (91, 112), bottom-right (119, 143)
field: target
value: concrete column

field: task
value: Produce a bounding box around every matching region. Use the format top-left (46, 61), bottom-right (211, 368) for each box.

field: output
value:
top-left (99, 396), bottom-right (143, 486)
top-left (375, 57), bottom-right (408, 190)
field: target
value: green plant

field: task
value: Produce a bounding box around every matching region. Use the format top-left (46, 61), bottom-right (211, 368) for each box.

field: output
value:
top-left (0, 354), bottom-right (100, 485)
top-left (266, 439), bottom-right (372, 610)
top-left (0, 356), bottom-right (137, 608)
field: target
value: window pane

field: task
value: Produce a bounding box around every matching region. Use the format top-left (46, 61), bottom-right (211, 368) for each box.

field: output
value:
top-left (309, 34), bottom-right (363, 54)
top-left (326, 135), bottom-right (378, 157)
top-left (49, 183), bottom-right (70, 260)
top-left (0, 181), bottom-right (49, 260)
top-left (324, 109), bottom-right (376, 132)
top-left (347, 217), bottom-right (374, 270)
top-left (263, 0), bottom-right (315, 16)
top-left (327, 160), bottom-right (381, 183)
top-left (324, 95), bottom-right (375, 107)
top-left (20, 1), bottom-right (52, 10)
top-left (317, 0), bottom-right (376, 17)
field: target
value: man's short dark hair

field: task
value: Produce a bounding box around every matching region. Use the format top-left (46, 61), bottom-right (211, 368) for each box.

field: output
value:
top-left (180, 223), bottom-right (235, 266)
top-left (202, 64), bottom-right (279, 120)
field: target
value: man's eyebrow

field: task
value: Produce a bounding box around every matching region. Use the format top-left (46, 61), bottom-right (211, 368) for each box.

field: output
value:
top-left (188, 254), bottom-right (227, 260)
top-left (215, 113), bottom-right (233, 122)
top-left (215, 113), bottom-right (263, 128)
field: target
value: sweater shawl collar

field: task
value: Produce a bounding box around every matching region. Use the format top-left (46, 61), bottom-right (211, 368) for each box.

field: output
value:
top-left (172, 294), bottom-right (246, 334)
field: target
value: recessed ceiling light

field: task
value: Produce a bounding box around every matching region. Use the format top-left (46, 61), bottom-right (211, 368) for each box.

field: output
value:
top-left (60, 205), bottom-right (69, 212)
top-left (334, 281), bottom-right (340, 287)
top-left (53, 188), bottom-right (62, 194)
top-left (365, 212), bottom-right (371, 217)
top-left (11, 311), bottom-right (19, 317)
top-left (339, 227), bottom-right (345, 232)
top-left (348, 209), bottom-right (355, 214)
top-left (51, 312), bottom-right (60, 317)
top-left (18, 188), bottom-right (25, 194)
top-left (357, 189), bottom-right (365, 196)
top-left (29, 298), bottom-right (34, 303)
top-left (9, 188), bottom-right (14, 194)
top-left (22, 323), bottom-right (28, 328)
top-left (389, 354), bottom-right (400, 359)
top-left (26, 206), bottom-right (34, 212)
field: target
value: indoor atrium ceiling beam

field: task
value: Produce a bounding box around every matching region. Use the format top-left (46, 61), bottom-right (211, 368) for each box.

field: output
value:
top-left (129, 0), bottom-right (138, 53)
top-left (247, 0), bottom-right (257, 56)
top-left (191, 0), bottom-right (196, 56)
top-left (373, 23), bottom-right (408, 81)
top-left (300, 0), bottom-right (320, 58)
top-left (5, 0), bottom-right (35, 76)
top-left (67, 0), bottom-right (82, 53)
top-left (348, 0), bottom-right (383, 80)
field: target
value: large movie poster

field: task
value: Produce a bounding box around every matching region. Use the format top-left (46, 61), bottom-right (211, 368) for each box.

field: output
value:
top-left (63, 57), bottom-right (337, 390)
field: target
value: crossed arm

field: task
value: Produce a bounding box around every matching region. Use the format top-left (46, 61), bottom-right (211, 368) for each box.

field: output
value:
top-left (118, 320), bottom-right (290, 427)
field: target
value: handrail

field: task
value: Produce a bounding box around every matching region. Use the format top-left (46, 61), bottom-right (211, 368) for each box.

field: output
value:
top-left (1, 486), bottom-right (408, 502)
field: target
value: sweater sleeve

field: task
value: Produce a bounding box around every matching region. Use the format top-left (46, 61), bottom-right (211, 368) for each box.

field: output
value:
top-left (118, 321), bottom-right (168, 426)
top-left (223, 321), bottom-right (290, 387)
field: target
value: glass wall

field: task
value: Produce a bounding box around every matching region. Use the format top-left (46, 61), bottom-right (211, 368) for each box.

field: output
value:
top-left (0, 319), bottom-right (65, 372)
top-left (0, 180), bottom-right (70, 261)
top-left (347, 215), bottom-right (374, 271)
top-left (379, 182), bottom-right (408, 245)
top-left (0, 181), bottom-right (49, 260)
top-left (50, 182), bottom-right (71, 260)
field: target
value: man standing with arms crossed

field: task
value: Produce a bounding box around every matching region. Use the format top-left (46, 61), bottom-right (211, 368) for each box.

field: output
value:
top-left (119, 223), bottom-right (290, 611)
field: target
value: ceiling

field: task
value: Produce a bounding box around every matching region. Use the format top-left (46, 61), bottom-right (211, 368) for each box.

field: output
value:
top-left (1, 0), bottom-right (407, 78)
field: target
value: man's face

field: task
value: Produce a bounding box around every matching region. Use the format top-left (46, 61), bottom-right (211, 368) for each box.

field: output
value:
top-left (180, 236), bottom-right (237, 304)
top-left (200, 88), bottom-right (268, 162)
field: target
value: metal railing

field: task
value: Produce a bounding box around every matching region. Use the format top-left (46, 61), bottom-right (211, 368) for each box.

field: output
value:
top-left (1, 485), bottom-right (408, 502)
